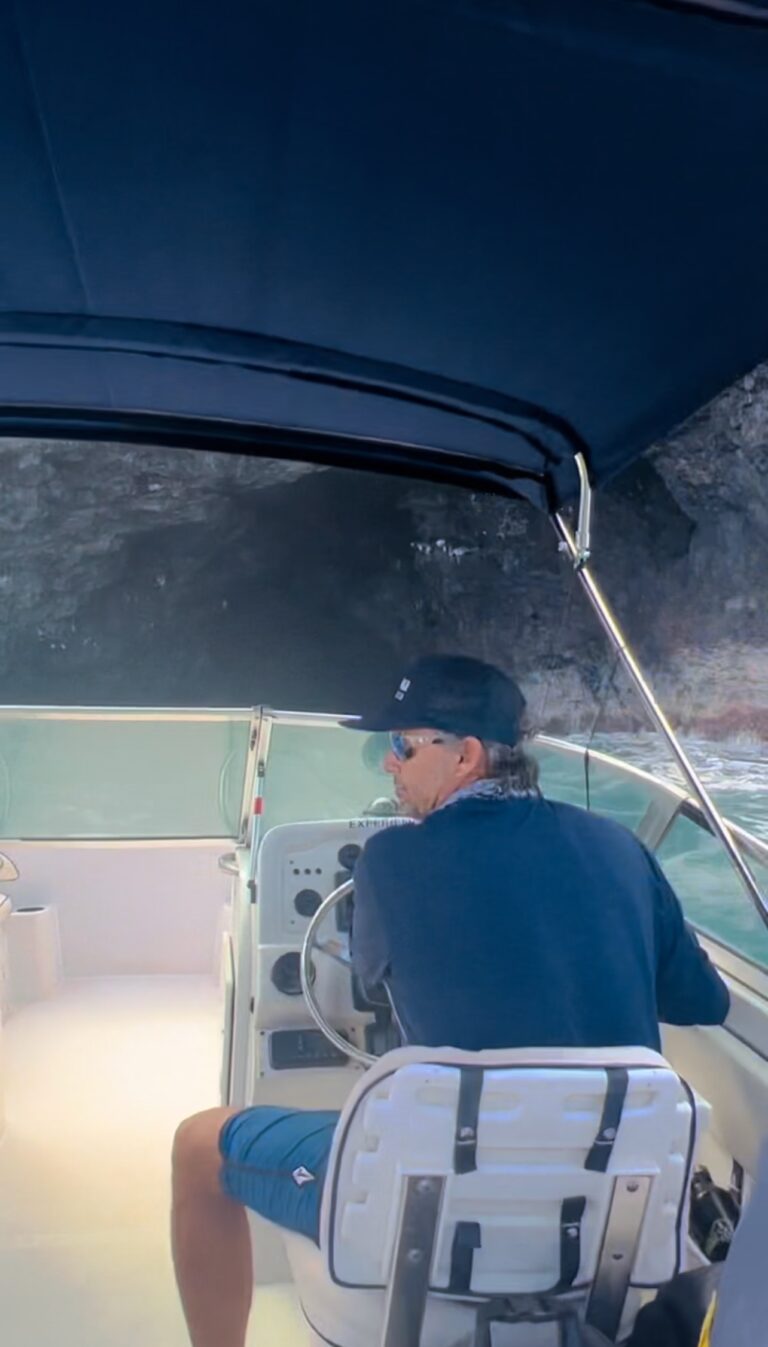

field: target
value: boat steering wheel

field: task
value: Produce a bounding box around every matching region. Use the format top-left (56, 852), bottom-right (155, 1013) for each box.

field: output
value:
top-left (300, 877), bottom-right (377, 1067)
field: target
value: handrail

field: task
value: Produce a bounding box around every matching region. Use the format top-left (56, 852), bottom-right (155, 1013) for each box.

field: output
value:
top-left (536, 731), bottom-right (768, 868)
top-left (0, 706), bottom-right (253, 721)
top-left (534, 733), bottom-right (690, 804)
top-left (680, 799), bottom-right (768, 868)
top-left (554, 511), bottom-right (768, 931)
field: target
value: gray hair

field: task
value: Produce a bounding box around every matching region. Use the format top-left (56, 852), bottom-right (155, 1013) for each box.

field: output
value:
top-left (481, 739), bottom-right (540, 793)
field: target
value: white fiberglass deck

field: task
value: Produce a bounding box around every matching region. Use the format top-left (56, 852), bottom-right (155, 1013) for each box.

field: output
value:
top-left (0, 976), bottom-right (302, 1347)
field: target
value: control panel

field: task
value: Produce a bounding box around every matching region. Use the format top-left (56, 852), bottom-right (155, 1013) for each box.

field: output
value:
top-left (255, 817), bottom-right (407, 946)
top-left (249, 817), bottom-right (410, 1078)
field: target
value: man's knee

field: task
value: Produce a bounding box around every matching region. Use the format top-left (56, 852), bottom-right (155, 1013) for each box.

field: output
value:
top-left (172, 1107), bottom-right (237, 1196)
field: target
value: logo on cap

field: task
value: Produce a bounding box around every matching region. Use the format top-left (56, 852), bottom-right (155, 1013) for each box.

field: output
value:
top-left (394, 677), bottom-right (411, 702)
top-left (292, 1166), bottom-right (316, 1187)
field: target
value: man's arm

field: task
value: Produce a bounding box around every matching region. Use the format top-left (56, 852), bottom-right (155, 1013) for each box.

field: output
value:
top-left (349, 844), bottom-right (391, 989)
top-left (649, 852), bottom-right (730, 1026)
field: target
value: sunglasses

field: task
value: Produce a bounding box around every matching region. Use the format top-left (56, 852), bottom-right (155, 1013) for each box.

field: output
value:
top-left (389, 731), bottom-right (450, 762)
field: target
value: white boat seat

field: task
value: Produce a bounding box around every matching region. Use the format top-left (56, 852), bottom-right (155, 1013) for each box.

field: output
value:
top-left (282, 1045), bottom-right (707, 1347)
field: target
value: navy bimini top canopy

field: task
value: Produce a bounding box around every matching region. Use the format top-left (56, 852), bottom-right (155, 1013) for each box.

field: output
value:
top-left (1, 0), bottom-right (768, 510)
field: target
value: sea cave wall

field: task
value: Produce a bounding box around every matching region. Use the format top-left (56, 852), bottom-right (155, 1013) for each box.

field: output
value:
top-left (0, 365), bottom-right (766, 737)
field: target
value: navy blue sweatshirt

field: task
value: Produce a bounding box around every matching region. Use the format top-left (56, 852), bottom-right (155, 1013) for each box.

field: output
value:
top-left (351, 795), bottom-right (729, 1052)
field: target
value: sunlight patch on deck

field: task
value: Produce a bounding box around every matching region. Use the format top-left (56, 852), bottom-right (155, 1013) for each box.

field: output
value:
top-left (0, 977), bottom-right (305, 1346)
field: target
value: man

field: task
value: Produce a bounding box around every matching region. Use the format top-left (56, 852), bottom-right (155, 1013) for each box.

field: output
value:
top-left (171, 654), bottom-right (729, 1347)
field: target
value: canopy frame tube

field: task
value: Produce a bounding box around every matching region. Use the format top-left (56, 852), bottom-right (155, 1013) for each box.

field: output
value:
top-left (553, 495), bottom-right (768, 931)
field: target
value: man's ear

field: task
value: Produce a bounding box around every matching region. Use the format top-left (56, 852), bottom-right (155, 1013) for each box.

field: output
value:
top-left (461, 737), bottom-right (485, 772)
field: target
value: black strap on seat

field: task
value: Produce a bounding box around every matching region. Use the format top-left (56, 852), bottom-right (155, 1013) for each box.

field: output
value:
top-left (453, 1067), bottom-right (484, 1174)
top-left (448, 1220), bottom-right (482, 1294)
top-left (557, 1196), bottom-right (587, 1290)
top-left (585, 1068), bottom-right (629, 1173)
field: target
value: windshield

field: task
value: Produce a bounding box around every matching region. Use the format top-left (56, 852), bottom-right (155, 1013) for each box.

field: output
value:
top-left (0, 709), bottom-right (253, 839)
top-left (257, 718), bottom-right (662, 837)
top-left (256, 719), bottom-right (392, 835)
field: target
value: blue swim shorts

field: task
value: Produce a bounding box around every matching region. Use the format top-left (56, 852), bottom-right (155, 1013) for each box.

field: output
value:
top-left (218, 1106), bottom-right (341, 1243)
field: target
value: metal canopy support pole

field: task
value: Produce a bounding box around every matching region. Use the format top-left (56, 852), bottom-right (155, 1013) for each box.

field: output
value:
top-left (553, 461), bottom-right (768, 930)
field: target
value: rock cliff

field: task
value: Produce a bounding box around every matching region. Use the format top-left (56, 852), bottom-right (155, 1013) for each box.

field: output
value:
top-left (1, 364), bottom-right (766, 736)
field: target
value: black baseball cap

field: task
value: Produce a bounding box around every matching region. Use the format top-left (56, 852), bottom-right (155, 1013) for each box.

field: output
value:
top-left (341, 655), bottom-right (526, 745)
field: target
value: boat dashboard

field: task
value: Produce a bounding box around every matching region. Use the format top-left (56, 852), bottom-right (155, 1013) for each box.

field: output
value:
top-left (224, 816), bottom-right (409, 1104)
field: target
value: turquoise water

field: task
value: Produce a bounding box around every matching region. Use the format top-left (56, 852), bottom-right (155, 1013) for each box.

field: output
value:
top-left (576, 734), bottom-right (768, 970)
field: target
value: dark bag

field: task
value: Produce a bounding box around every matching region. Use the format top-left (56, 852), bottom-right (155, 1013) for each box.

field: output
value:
top-left (625, 1266), bottom-right (720, 1347)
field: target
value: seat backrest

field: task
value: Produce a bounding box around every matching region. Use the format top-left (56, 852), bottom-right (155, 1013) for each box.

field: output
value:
top-left (320, 1046), bottom-right (703, 1315)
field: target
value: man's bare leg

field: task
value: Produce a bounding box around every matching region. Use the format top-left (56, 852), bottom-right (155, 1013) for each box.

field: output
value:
top-left (172, 1107), bottom-right (252, 1347)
